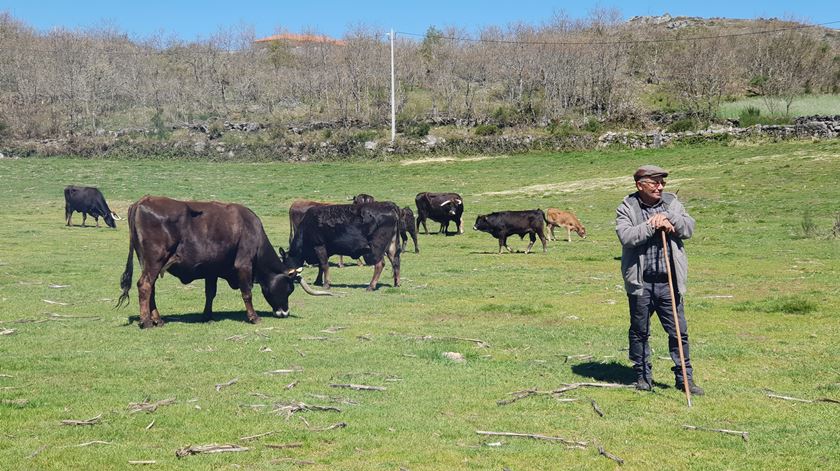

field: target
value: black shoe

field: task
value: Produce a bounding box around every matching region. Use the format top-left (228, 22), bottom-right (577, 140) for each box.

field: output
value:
top-left (634, 378), bottom-right (652, 391)
top-left (675, 379), bottom-right (704, 396)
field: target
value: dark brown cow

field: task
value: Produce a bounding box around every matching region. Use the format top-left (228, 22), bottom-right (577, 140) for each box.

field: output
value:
top-left (64, 185), bottom-right (119, 228)
top-left (117, 196), bottom-right (330, 328)
top-left (289, 199), bottom-right (359, 267)
top-left (415, 192), bottom-right (464, 235)
top-left (473, 209), bottom-right (548, 254)
top-left (399, 206), bottom-right (419, 253)
top-left (287, 202), bottom-right (401, 291)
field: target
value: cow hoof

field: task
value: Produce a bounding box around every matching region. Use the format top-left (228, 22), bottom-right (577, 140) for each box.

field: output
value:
top-left (139, 321), bottom-right (155, 329)
top-left (153, 319), bottom-right (165, 327)
top-left (248, 316), bottom-right (261, 324)
top-left (366, 286), bottom-right (375, 292)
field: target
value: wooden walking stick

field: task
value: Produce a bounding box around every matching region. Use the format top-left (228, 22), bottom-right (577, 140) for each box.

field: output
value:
top-left (661, 230), bottom-right (692, 407)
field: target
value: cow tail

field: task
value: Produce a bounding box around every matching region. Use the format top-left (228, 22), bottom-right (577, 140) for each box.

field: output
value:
top-left (116, 203), bottom-right (138, 308)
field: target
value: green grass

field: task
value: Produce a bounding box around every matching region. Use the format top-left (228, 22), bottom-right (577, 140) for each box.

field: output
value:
top-left (1, 141), bottom-right (839, 469)
top-left (718, 94), bottom-right (840, 120)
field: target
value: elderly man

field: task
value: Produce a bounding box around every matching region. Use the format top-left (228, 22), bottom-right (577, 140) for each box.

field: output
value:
top-left (615, 165), bottom-right (704, 395)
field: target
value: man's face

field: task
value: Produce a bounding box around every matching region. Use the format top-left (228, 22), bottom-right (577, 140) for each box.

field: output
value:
top-left (636, 178), bottom-right (666, 204)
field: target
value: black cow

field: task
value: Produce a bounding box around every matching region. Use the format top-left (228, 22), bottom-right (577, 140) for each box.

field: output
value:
top-left (415, 192), bottom-right (464, 235)
top-left (287, 202), bottom-right (401, 291)
top-left (399, 207), bottom-right (419, 253)
top-left (116, 196), bottom-right (331, 328)
top-left (473, 210), bottom-right (548, 254)
top-left (64, 185), bottom-right (119, 228)
top-left (352, 193), bottom-right (375, 204)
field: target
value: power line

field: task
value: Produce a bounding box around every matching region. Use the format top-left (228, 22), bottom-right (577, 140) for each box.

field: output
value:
top-left (396, 20), bottom-right (840, 46)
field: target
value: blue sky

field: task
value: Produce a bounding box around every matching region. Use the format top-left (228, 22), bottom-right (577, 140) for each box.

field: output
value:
top-left (2, 1), bottom-right (836, 41)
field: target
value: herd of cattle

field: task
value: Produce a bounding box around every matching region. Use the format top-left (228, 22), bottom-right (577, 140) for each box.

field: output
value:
top-left (64, 185), bottom-right (585, 329)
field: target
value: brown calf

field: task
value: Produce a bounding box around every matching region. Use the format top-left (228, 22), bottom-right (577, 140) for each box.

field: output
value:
top-left (545, 208), bottom-right (586, 242)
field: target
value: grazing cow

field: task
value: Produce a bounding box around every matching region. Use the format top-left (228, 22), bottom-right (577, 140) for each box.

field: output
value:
top-left (287, 202), bottom-right (401, 291)
top-left (64, 185), bottom-right (119, 228)
top-left (399, 206), bottom-right (419, 253)
top-left (473, 210), bottom-right (548, 254)
top-left (116, 196), bottom-right (331, 328)
top-left (352, 193), bottom-right (375, 204)
top-left (415, 192), bottom-right (464, 235)
top-left (545, 208), bottom-right (587, 242)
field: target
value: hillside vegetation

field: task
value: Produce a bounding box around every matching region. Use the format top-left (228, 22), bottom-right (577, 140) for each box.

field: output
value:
top-left (1, 10), bottom-right (838, 143)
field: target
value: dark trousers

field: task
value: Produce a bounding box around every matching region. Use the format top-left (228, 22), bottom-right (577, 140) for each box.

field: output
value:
top-left (628, 280), bottom-right (693, 384)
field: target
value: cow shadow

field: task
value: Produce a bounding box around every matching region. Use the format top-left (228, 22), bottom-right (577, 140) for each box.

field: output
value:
top-left (570, 361), bottom-right (636, 385)
top-left (124, 310), bottom-right (298, 326)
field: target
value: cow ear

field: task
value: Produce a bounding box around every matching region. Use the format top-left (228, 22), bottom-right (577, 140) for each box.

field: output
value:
top-left (278, 247), bottom-right (287, 260)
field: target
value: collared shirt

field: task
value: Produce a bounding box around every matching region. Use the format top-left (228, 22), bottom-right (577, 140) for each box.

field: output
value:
top-left (638, 198), bottom-right (669, 277)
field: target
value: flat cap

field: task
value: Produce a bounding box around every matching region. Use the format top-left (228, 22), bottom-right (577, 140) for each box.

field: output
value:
top-left (633, 165), bottom-right (669, 181)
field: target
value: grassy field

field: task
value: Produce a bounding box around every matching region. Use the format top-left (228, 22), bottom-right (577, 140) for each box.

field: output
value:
top-left (717, 94), bottom-right (840, 120)
top-left (1, 140), bottom-right (839, 470)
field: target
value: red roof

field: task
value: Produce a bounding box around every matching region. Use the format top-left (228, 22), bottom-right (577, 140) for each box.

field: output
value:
top-left (254, 33), bottom-right (346, 46)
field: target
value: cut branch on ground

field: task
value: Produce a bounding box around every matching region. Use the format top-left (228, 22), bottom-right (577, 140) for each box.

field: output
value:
top-left (128, 398), bottom-right (176, 413)
top-left (683, 424), bottom-right (749, 442)
top-left (175, 444), bottom-right (250, 458)
top-left (61, 414), bottom-right (102, 426)
top-left (475, 431), bottom-right (587, 448)
top-left (330, 383), bottom-right (386, 391)
top-left (215, 378), bottom-right (238, 392)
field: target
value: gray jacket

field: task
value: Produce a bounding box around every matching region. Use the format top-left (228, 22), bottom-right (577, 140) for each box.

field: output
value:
top-left (615, 192), bottom-right (695, 296)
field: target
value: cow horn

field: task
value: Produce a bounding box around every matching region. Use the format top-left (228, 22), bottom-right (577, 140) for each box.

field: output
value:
top-left (112, 211), bottom-right (123, 221)
top-left (440, 200), bottom-right (452, 206)
top-left (297, 276), bottom-right (334, 296)
top-left (455, 199), bottom-right (462, 205)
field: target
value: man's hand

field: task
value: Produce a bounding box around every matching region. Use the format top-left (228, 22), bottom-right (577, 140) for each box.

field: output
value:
top-left (647, 213), bottom-right (674, 233)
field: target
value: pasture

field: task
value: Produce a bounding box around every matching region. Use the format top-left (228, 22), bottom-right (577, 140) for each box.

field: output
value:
top-left (1, 140), bottom-right (839, 470)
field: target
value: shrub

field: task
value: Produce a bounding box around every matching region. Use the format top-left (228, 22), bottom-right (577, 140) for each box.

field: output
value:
top-left (351, 130), bottom-right (379, 143)
top-left (801, 210), bottom-right (818, 238)
top-left (666, 118), bottom-right (698, 133)
top-left (150, 109), bottom-right (169, 140)
top-left (475, 124), bottom-right (501, 136)
top-left (404, 122), bottom-right (431, 138)
top-left (739, 106), bottom-right (762, 127)
top-left (583, 118), bottom-right (602, 133)
top-left (491, 107), bottom-right (518, 127)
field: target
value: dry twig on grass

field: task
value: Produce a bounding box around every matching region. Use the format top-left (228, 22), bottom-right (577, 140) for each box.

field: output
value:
top-left (128, 398), bottom-right (176, 413)
top-left (590, 399), bottom-right (605, 417)
top-left (264, 368), bottom-right (303, 375)
top-left (300, 336), bottom-right (329, 341)
top-left (475, 430), bottom-right (587, 448)
top-left (61, 414), bottom-right (102, 426)
top-left (270, 458), bottom-right (316, 465)
top-left (215, 378), bottom-right (238, 392)
top-left (330, 383), bottom-right (385, 391)
top-left (264, 442), bottom-right (303, 449)
top-left (563, 354), bottom-right (593, 363)
top-left (272, 401), bottom-right (341, 419)
top-left (309, 422), bottom-right (347, 432)
top-left (145, 420), bottom-right (155, 430)
top-left (598, 446), bottom-right (624, 465)
top-left (175, 444), bottom-right (250, 458)
top-left (286, 380), bottom-right (299, 389)
top-left (128, 461), bottom-right (157, 465)
top-left (239, 431), bottom-right (275, 441)
top-left (74, 440), bottom-right (112, 447)
top-left (768, 393), bottom-right (840, 404)
top-left (498, 382), bottom-right (632, 405)
top-left (683, 425), bottom-right (749, 442)
top-left (1, 328), bottom-right (17, 335)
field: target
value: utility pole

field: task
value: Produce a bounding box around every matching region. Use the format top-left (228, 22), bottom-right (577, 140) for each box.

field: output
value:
top-left (389, 29), bottom-right (396, 143)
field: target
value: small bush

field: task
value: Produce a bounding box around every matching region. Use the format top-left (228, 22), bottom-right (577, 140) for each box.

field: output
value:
top-left (404, 122), bottom-right (431, 138)
top-left (351, 130), bottom-right (379, 143)
top-left (583, 118), bottom-right (602, 133)
top-left (475, 124), bottom-right (501, 136)
top-left (739, 106), bottom-right (762, 127)
top-left (322, 129), bottom-right (332, 139)
top-left (491, 107), bottom-right (517, 127)
top-left (801, 210), bottom-right (818, 238)
top-left (666, 118), bottom-right (698, 133)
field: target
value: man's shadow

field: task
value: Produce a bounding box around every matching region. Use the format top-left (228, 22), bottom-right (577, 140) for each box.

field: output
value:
top-left (571, 361), bottom-right (636, 385)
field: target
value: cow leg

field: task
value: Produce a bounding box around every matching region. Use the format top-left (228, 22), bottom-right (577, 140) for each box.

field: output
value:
top-left (338, 255), bottom-right (344, 268)
top-left (137, 269), bottom-right (157, 329)
top-left (525, 233), bottom-right (537, 254)
top-left (566, 227), bottom-right (572, 243)
top-left (236, 269), bottom-right (260, 324)
top-left (368, 260), bottom-right (385, 291)
top-left (458, 217), bottom-right (464, 234)
top-left (94, 215), bottom-right (100, 227)
top-left (81, 212), bottom-right (87, 227)
top-left (418, 216), bottom-right (428, 234)
top-left (548, 224), bottom-right (556, 241)
top-left (539, 231), bottom-right (548, 253)
top-left (203, 277), bottom-right (218, 321)
top-left (150, 285), bottom-right (164, 326)
top-left (386, 238), bottom-right (401, 288)
top-left (501, 236), bottom-right (512, 253)
top-left (65, 208), bottom-right (73, 226)
top-left (314, 246), bottom-right (330, 289)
